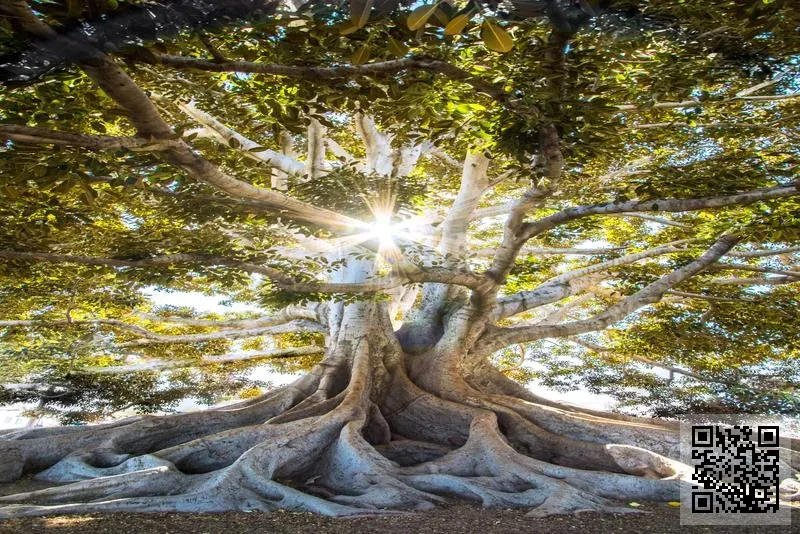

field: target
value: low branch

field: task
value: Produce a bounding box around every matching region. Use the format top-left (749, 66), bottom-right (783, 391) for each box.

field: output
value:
top-left (478, 235), bottom-right (739, 352)
top-left (79, 346), bottom-right (324, 374)
top-left (492, 241), bottom-right (692, 320)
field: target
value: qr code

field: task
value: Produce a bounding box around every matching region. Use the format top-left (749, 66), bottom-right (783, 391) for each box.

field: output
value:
top-left (690, 424), bottom-right (780, 514)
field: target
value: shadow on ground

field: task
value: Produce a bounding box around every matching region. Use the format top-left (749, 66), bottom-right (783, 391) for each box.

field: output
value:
top-left (0, 504), bottom-right (798, 534)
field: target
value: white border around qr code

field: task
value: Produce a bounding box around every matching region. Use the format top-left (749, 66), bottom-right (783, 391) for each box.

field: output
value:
top-left (679, 415), bottom-right (797, 526)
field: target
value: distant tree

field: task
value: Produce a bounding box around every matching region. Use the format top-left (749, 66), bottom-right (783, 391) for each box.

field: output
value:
top-left (0, 0), bottom-right (798, 518)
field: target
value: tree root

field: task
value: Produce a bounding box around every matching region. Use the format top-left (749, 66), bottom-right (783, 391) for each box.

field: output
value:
top-left (0, 371), bottom-right (321, 482)
top-left (0, 358), bottom-right (708, 519)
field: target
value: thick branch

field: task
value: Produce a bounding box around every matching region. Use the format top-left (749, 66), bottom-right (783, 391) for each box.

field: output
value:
top-left (176, 101), bottom-right (305, 175)
top-left (305, 117), bottom-right (327, 180)
top-left (354, 113), bottom-right (393, 175)
top-left (477, 235), bottom-right (739, 352)
top-left (4, 0), bottom-right (357, 233)
top-left (438, 152), bottom-right (490, 256)
top-left (492, 241), bottom-right (693, 320)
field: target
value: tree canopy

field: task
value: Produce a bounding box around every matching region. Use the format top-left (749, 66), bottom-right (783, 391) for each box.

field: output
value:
top-left (0, 0), bottom-right (798, 421)
top-left (0, 0), bottom-right (799, 520)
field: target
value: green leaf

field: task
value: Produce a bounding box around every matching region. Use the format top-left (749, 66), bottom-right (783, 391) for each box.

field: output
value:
top-left (350, 0), bottom-right (374, 29)
top-left (481, 21), bottom-right (513, 53)
top-left (388, 37), bottom-right (409, 58)
top-left (350, 45), bottom-right (370, 65)
top-left (444, 13), bottom-right (470, 36)
top-left (228, 137), bottom-right (241, 149)
top-left (407, 3), bottom-right (440, 31)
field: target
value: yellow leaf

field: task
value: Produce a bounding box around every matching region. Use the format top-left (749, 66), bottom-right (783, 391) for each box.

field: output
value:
top-left (339, 20), bottom-right (361, 35)
top-left (628, 502), bottom-right (641, 507)
top-left (432, 7), bottom-right (450, 26)
top-left (350, 45), bottom-right (370, 65)
top-left (667, 501), bottom-right (681, 507)
top-left (444, 13), bottom-right (470, 36)
top-left (481, 21), bottom-right (513, 53)
top-left (388, 37), bottom-right (409, 58)
top-left (407, 3), bottom-right (440, 31)
top-left (350, 0), bottom-right (374, 29)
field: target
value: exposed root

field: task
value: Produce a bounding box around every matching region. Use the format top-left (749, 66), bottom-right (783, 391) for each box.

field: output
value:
top-left (0, 347), bottom-right (704, 519)
top-left (0, 371), bottom-right (322, 482)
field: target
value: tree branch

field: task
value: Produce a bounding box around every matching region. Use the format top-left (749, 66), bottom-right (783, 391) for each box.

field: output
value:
top-left (570, 338), bottom-right (732, 385)
top-left (520, 184), bottom-right (798, 242)
top-left (150, 54), bottom-right (516, 108)
top-left (708, 263), bottom-right (800, 279)
top-left (0, 318), bottom-right (158, 339)
top-left (305, 117), bottom-right (327, 180)
top-left (137, 304), bottom-right (322, 329)
top-left (438, 152), bottom-right (490, 256)
top-left (477, 235), bottom-right (739, 352)
top-left (728, 245), bottom-right (800, 258)
top-left (0, 124), bottom-right (181, 151)
top-left (116, 320), bottom-right (324, 347)
top-left (3, 0), bottom-right (359, 233)
top-left (78, 346), bottom-right (324, 374)
top-left (0, 249), bottom-right (487, 294)
top-left (617, 92), bottom-right (800, 112)
top-left (492, 240), bottom-right (694, 320)
top-left (175, 100), bottom-right (305, 175)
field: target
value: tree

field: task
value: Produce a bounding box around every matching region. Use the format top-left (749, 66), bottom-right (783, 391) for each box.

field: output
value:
top-left (0, 0), bottom-right (798, 518)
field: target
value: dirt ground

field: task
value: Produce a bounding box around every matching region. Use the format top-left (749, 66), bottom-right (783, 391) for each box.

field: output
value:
top-left (0, 502), bottom-right (797, 533)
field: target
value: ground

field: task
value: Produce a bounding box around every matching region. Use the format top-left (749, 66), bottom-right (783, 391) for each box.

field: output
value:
top-left (1, 479), bottom-right (797, 533)
top-left (0, 503), bottom-right (797, 534)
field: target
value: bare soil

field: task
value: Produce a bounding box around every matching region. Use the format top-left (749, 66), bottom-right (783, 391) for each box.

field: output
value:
top-left (0, 503), bottom-right (797, 533)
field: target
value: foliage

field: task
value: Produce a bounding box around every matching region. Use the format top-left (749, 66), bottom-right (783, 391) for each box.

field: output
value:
top-left (0, 0), bottom-right (799, 421)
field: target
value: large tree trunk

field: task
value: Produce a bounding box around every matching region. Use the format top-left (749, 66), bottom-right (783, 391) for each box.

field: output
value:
top-left (0, 297), bottom-right (693, 518)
